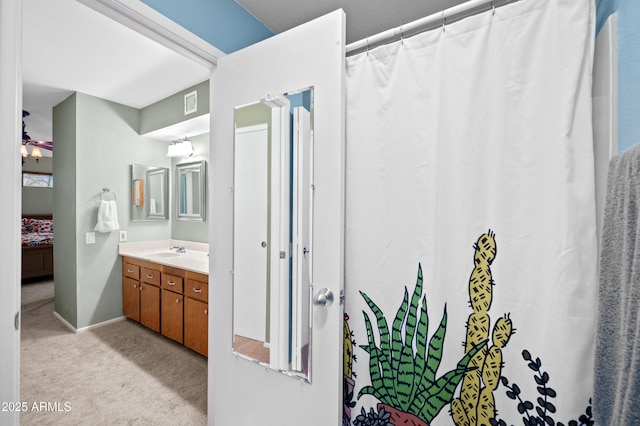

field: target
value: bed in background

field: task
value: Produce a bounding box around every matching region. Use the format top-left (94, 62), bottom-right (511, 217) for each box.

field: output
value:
top-left (21, 214), bottom-right (53, 280)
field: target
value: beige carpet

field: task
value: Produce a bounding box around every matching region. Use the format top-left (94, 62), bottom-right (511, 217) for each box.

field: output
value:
top-left (20, 279), bottom-right (207, 425)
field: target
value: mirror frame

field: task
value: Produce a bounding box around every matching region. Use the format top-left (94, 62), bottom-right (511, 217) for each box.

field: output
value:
top-left (130, 164), bottom-right (169, 221)
top-left (175, 160), bottom-right (207, 222)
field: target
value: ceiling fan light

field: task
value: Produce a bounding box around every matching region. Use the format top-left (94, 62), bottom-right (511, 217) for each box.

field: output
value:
top-left (31, 146), bottom-right (43, 158)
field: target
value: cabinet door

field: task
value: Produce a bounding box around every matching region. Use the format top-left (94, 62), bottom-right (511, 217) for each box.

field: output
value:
top-left (185, 297), bottom-right (208, 356)
top-left (162, 289), bottom-right (184, 343)
top-left (123, 277), bottom-right (140, 322)
top-left (140, 283), bottom-right (160, 332)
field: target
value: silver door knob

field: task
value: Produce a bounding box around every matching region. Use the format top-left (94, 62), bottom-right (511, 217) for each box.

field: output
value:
top-left (313, 288), bottom-right (334, 307)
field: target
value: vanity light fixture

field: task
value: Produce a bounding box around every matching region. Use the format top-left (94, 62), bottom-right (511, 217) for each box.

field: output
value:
top-left (167, 137), bottom-right (194, 157)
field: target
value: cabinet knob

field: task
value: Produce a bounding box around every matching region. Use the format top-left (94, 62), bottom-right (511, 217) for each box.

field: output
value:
top-left (127, 269), bottom-right (134, 273)
top-left (133, 284), bottom-right (137, 289)
top-left (146, 274), bottom-right (153, 279)
top-left (204, 309), bottom-right (208, 315)
top-left (176, 299), bottom-right (180, 304)
top-left (193, 288), bottom-right (202, 293)
top-left (167, 281), bottom-right (175, 286)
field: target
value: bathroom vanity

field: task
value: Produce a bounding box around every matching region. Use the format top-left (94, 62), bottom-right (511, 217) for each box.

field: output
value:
top-left (119, 241), bottom-right (209, 356)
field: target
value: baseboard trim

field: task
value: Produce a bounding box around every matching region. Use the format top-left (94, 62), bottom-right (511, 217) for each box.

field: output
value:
top-left (53, 311), bottom-right (126, 334)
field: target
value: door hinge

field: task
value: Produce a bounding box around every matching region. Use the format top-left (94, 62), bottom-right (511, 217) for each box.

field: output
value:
top-left (339, 290), bottom-right (345, 306)
top-left (14, 311), bottom-right (20, 330)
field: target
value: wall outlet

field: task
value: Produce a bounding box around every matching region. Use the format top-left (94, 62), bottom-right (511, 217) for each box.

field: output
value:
top-left (119, 230), bottom-right (127, 242)
top-left (86, 232), bottom-right (95, 244)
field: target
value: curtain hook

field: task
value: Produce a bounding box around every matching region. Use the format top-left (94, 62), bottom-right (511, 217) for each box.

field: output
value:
top-left (400, 25), bottom-right (404, 45)
top-left (491, 1), bottom-right (496, 16)
top-left (442, 13), bottom-right (446, 33)
top-left (366, 37), bottom-right (370, 55)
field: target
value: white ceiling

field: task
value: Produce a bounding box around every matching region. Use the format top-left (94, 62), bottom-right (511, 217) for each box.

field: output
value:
top-left (22, 0), bottom-right (210, 142)
top-left (22, 0), bottom-right (464, 143)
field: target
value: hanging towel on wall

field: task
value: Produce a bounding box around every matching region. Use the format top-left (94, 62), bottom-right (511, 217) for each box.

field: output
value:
top-left (594, 144), bottom-right (640, 425)
top-left (94, 200), bottom-right (119, 232)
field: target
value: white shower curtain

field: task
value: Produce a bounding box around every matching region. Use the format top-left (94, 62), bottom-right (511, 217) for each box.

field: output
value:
top-left (343, 1), bottom-right (596, 425)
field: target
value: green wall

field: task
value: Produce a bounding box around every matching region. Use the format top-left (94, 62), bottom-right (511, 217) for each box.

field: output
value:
top-left (140, 80), bottom-right (209, 135)
top-left (52, 94), bottom-right (78, 326)
top-left (53, 92), bottom-right (172, 329)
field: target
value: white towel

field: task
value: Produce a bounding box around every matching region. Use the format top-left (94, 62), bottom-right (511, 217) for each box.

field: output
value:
top-left (94, 200), bottom-right (119, 232)
top-left (149, 198), bottom-right (156, 214)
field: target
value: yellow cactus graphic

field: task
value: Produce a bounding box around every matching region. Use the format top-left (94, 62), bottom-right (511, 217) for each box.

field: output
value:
top-left (344, 313), bottom-right (354, 379)
top-left (452, 230), bottom-right (514, 426)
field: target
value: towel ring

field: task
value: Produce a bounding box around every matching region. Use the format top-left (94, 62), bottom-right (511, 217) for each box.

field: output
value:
top-left (101, 188), bottom-right (116, 201)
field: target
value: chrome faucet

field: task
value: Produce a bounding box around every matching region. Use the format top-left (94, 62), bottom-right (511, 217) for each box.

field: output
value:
top-left (170, 245), bottom-right (186, 253)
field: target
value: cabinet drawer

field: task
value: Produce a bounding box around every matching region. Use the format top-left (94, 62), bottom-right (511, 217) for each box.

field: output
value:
top-left (123, 263), bottom-right (140, 280)
top-left (162, 273), bottom-right (184, 293)
top-left (141, 267), bottom-right (161, 286)
top-left (185, 279), bottom-right (208, 302)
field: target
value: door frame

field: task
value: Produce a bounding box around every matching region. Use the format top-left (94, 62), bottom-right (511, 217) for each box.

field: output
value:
top-left (0, 2), bottom-right (220, 425)
top-left (0, 1), bottom-right (23, 424)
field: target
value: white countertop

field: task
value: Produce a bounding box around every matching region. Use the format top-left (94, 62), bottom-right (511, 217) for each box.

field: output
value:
top-left (119, 239), bottom-right (209, 275)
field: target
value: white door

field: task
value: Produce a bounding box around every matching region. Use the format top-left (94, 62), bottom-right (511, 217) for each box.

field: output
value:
top-left (0, 2), bottom-right (22, 425)
top-left (233, 125), bottom-right (269, 343)
top-left (210, 10), bottom-right (345, 426)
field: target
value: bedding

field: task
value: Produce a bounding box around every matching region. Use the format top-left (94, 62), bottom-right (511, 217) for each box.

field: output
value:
top-left (21, 215), bottom-right (53, 279)
top-left (21, 218), bottom-right (53, 247)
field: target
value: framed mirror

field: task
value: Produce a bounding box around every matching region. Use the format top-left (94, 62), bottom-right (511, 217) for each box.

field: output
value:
top-left (176, 160), bottom-right (206, 222)
top-left (232, 87), bottom-right (314, 381)
top-left (130, 164), bottom-right (169, 221)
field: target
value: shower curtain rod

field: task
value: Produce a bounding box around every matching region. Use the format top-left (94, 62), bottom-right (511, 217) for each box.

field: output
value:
top-left (346, 0), bottom-right (518, 54)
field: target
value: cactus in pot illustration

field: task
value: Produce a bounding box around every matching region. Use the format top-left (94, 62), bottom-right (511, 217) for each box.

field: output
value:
top-left (359, 264), bottom-right (487, 425)
top-left (344, 313), bottom-right (357, 425)
top-left (451, 230), bottom-right (514, 426)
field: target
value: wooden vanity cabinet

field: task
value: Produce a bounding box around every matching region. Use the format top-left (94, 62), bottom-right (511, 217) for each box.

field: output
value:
top-left (184, 297), bottom-right (208, 356)
top-left (161, 290), bottom-right (184, 343)
top-left (140, 283), bottom-right (160, 332)
top-left (122, 257), bottom-right (208, 356)
top-left (184, 272), bottom-right (209, 356)
top-left (161, 266), bottom-right (185, 344)
top-left (122, 277), bottom-right (140, 322)
top-left (123, 257), bottom-right (161, 333)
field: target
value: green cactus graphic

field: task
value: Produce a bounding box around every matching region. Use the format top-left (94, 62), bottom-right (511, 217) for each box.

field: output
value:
top-left (359, 264), bottom-right (487, 424)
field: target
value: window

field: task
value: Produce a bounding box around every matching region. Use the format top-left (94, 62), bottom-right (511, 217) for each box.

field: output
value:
top-left (22, 172), bottom-right (53, 188)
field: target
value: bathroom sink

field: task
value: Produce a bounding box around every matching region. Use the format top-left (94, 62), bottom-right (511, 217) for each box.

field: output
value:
top-left (150, 252), bottom-right (182, 258)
